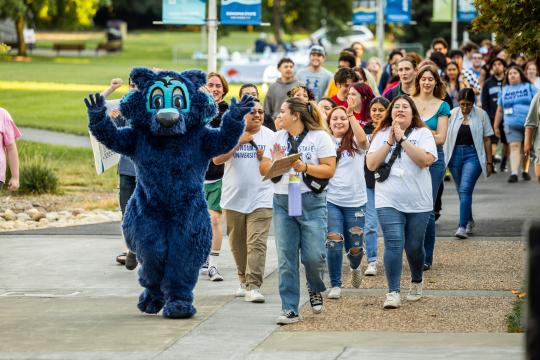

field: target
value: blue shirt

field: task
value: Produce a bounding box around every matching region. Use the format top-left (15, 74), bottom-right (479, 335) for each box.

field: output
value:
top-left (423, 101), bottom-right (451, 130)
top-left (498, 83), bottom-right (538, 127)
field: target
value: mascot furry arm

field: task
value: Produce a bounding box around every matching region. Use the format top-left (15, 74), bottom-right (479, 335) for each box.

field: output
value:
top-left (84, 67), bottom-right (254, 319)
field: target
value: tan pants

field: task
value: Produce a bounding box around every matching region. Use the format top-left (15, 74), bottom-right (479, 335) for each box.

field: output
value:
top-left (224, 208), bottom-right (272, 290)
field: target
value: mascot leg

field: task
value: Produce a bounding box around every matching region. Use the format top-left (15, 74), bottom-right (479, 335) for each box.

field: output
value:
top-left (161, 224), bottom-right (211, 319)
top-left (125, 211), bottom-right (167, 315)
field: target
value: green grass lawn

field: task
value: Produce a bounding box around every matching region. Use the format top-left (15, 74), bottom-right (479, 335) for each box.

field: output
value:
top-left (16, 140), bottom-right (118, 191)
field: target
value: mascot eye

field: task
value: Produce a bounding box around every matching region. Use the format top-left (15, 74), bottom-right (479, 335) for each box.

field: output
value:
top-left (172, 87), bottom-right (186, 110)
top-left (150, 88), bottom-right (165, 109)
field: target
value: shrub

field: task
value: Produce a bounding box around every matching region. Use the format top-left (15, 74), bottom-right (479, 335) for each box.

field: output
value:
top-left (18, 156), bottom-right (59, 194)
top-left (506, 297), bottom-right (525, 333)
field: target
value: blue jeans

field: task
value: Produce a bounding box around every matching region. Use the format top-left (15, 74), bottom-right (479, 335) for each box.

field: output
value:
top-left (377, 207), bottom-right (431, 292)
top-left (448, 145), bottom-right (482, 228)
top-left (274, 192), bottom-right (327, 314)
top-left (364, 187), bottom-right (378, 263)
top-left (326, 202), bottom-right (366, 288)
top-left (423, 147), bottom-right (445, 266)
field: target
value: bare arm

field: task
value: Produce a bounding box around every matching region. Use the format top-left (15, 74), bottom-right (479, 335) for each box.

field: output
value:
top-left (6, 142), bottom-right (19, 191)
top-left (483, 136), bottom-right (493, 176)
top-left (524, 127), bottom-right (535, 155)
top-left (493, 106), bottom-right (503, 138)
top-left (348, 114), bottom-right (369, 149)
top-left (432, 115), bottom-right (448, 145)
top-left (291, 156), bottom-right (336, 179)
top-left (100, 78), bottom-right (123, 99)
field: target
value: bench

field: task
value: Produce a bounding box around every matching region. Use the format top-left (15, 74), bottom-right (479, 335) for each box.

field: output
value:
top-left (52, 43), bottom-right (85, 55)
top-left (95, 40), bottom-right (123, 53)
top-left (4, 41), bottom-right (36, 53)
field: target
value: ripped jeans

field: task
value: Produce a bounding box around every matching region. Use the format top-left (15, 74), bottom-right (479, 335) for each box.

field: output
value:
top-left (326, 201), bottom-right (366, 288)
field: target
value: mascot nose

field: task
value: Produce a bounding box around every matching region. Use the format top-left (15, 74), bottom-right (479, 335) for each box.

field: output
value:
top-left (156, 110), bottom-right (180, 128)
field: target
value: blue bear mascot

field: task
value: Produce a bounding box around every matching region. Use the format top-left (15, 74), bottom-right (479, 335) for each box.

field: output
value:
top-left (85, 67), bottom-right (254, 318)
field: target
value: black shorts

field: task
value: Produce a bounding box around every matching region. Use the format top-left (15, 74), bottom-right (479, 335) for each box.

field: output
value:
top-left (489, 120), bottom-right (508, 145)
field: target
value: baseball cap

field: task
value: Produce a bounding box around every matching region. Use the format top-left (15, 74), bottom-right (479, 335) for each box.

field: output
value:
top-left (310, 45), bottom-right (325, 57)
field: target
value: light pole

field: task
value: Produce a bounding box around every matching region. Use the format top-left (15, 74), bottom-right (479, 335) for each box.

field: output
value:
top-left (207, 0), bottom-right (218, 72)
top-left (377, 0), bottom-right (384, 62)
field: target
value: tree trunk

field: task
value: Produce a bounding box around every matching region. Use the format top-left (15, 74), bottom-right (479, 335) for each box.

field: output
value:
top-left (16, 14), bottom-right (27, 57)
top-left (272, 0), bottom-right (282, 44)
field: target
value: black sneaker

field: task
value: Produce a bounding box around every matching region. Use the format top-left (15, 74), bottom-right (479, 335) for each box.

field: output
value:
top-left (508, 174), bottom-right (518, 183)
top-left (308, 290), bottom-right (324, 314)
top-left (276, 310), bottom-right (300, 325)
top-left (522, 172), bottom-right (531, 181)
top-left (125, 251), bottom-right (138, 270)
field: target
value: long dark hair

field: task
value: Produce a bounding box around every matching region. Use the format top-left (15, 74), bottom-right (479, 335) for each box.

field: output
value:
top-left (326, 106), bottom-right (358, 157)
top-left (413, 65), bottom-right (446, 100)
top-left (373, 95), bottom-right (425, 137)
top-left (442, 61), bottom-right (462, 91)
top-left (285, 97), bottom-right (327, 131)
top-left (504, 65), bottom-right (531, 85)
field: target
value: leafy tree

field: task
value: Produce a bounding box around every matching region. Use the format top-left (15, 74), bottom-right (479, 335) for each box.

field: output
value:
top-left (472, 0), bottom-right (540, 56)
top-left (0, 0), bottom-right (27, 56)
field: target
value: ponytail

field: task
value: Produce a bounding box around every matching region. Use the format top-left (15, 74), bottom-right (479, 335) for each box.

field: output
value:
top-left (285, 97), bottom-right (329, 132)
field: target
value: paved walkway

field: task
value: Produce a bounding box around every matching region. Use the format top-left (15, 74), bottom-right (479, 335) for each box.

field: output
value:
top-left (19, 127), bottom-right (91, 148)
top-left (1, 141), bottom-right (536, 359)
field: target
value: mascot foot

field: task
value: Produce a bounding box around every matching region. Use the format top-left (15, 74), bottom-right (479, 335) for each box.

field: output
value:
top-left (163, 300), bottom-right (197, 319)
top-left (137, 289), bottom-right (165, 314)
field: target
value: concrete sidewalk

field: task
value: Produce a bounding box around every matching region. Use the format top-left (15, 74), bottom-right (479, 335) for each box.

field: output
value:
top-left (0, 169), bottom-right (534, 359)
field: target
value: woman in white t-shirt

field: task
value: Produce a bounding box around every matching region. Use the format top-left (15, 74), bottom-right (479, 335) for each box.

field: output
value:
top-left (325, 103), bottom-right (369, 300)
top-left (366, 95), bottom-right (437, 309)
top-left (260, 97), bottom-right (336, 325)
top-left (214, 100), bottom-right (274, 303)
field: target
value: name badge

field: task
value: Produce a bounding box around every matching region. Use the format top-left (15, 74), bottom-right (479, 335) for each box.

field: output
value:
top-left (504, 107), bottom-right (513, 115)
top-left (489, 87), bottom-right (500, 95)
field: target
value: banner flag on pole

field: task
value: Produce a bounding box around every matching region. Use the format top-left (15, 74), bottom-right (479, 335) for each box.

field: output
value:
top-left (385, 0), bottom-right (411, 23)
top-left (432, 0), bottom-right (452, 22)
top-left (458, 0), bottom-right (476, 22)
top-left (352, 0), bottom-right (377, 24)
top-left (220, 0), bottom-right (261, 25)
top-left (162, 0), bottom-right (206, 25)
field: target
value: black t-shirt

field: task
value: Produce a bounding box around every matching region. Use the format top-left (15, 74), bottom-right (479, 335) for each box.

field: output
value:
top-left (481, 76), bottom-right (504, 122)
top-left (455, 123), bottom-right (475, 146)
top-left (205, 100), bottom-right (229, 181)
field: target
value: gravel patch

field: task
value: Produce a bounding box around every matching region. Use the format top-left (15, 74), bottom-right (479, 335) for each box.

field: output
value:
top-left (282, 296), bottom-right (514, 333)
top-left (342, 240), bottom-right (525, 291)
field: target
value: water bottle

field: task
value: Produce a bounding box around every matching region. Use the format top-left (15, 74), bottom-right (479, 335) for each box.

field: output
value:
top-left (288, 174), bottom-right (302, 216)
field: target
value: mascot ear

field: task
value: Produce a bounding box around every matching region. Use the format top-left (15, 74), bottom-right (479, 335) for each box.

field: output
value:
top-left (181, 69), bottom-right (208, 89)
top-left (129, 67), bottom-right (155, 91)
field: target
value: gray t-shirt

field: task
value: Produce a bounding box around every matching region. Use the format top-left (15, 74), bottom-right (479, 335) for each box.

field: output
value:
top-left (296, 67), bottom-right (333, 101)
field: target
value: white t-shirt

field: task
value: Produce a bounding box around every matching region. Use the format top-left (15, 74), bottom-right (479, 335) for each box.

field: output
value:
top-left (368, 127), bottom-right (437, 213)
top-left (327, 138), bottom-right (367, 207)
top-left (263, 129), bottom-right (336, 195)
top-left (220, 126), bottom-right (275, 213)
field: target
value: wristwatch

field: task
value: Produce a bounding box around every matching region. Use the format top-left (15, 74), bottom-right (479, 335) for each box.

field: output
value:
top-left (398, 135), bottom-right (408, 144)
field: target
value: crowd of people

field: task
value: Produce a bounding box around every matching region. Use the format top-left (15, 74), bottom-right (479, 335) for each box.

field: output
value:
top-left (1, 36), bottom-right (539, 326)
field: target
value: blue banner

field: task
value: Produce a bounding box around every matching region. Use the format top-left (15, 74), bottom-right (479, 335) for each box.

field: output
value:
top-left (458, 0), bottom-right (476, 22)
top-left (162, 0), bottom-right (206, 25)
top-left (221, 0), bottom-right (261, 25)
top-left (352, 0), bottom-right (377, 25)
top-left (386, 0), bottom-right (411, 24)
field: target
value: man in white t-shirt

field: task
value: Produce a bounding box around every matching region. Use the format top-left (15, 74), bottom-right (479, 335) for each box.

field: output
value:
top-left (213, 100), bottom-right (274, 303)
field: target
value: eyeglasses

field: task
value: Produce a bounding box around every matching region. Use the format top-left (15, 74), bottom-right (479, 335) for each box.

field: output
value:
top-left (250, 110), bottom-right (264, 115)
top-left (459, 102), bottom-right (474, 108)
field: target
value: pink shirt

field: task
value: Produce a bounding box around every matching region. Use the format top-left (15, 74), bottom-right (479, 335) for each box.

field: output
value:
top-left (0, 108), bottom-right (22, 183)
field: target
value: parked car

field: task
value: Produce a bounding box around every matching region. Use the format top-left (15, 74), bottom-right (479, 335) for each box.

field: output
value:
top-left (293, 26), bottom-right (374, 51)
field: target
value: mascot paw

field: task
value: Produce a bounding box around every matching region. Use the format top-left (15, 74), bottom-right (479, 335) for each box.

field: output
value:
top-left (229, 95), bottom-right (256, 119)
top-left (84, 93), bottom-right (106, 114)
top-left (137, 289), bottom-right (165, 314)
top-left (162, 299), bottom-right (197, 319)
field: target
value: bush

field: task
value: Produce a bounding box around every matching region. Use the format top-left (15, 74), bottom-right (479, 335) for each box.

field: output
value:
top-left (18, 157), bottom-right (59, 194)
top-left (506, 297), bottom-right (525, 333)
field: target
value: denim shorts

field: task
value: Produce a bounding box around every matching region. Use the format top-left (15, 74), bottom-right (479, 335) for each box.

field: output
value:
top-left (504, 123), bottom-right (524, 143)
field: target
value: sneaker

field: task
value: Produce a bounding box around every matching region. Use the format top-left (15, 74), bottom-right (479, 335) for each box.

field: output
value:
top-left (351, 267), bottom-right (363, 288)
top-left (508, 174), bottom-right (518, 183)
top-left (125, 251), bottom-right (138, 270)
top-left (235, 284), bottom-right (247, 297)
top-left (383, 291), bottom-right (401, 309)
top-left (327, 287), bottom-right (341, 299)
top-left (466, 220), bottom-right (475, 235)
top-left (208, 266), bottom-right (223, 281)
top-left (308, 290), bottom-right (324, 314)
top-left (423, 264), bottom-right (431, 271)
top-left (245, 289), bottom-right (265, 303)
top-left (276, 310), bottom-right (301, 325)
top-left (364, 261), bottom-right (377, 276)
top-left (406, 281), bottom-right (423, 301)
top-left (523, 172), bottom-right (531, 181)
top-left (455, 227), bottom-right (468, 239)
top-left (200, 260), bottom-right (209, 274)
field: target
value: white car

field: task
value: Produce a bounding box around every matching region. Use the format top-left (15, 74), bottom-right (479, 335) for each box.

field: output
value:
top-left (294, 26), bottom-right (374, 51)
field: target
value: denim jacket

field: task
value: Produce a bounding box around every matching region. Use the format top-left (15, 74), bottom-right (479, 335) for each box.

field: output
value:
top-left (443, 106), bottom-right (494, 178)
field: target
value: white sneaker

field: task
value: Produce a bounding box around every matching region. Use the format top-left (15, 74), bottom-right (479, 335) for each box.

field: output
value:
top-left (455, 227), bottom-right (468, 239)
top-left (364, 261), bottom-right (377, 276)
top-left (245, 289), bottom-right (265, 303)
top-left (327, 287), bottom-right (341, 299)
top-left (235, 284), bottom-right (246, 297)
top-left (276, 310), bottom-right (301, 325)
top-left (351, 267), bottom-right (363, 288)
top-left (383, 291), bottom-right (401, 309)
top-left (406, 281), bottom-right (423, 301)
top-left (208, 266), bottom-right (223, 281)
top-left (466, 220), bottom-right (475, 235)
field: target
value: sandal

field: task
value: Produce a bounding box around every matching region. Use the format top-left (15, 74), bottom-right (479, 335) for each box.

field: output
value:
top-left (116, 252), bottom-right (127, 265)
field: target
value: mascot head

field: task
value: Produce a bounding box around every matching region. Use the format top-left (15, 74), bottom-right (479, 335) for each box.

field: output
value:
top-left (120, 67), bottom-right (218, 136)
